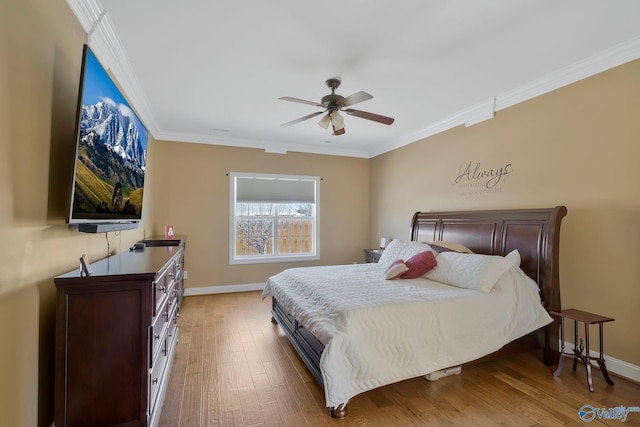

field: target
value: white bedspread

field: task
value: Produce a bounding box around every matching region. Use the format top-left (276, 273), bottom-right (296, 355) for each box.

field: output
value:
top-left (262, 263), bottom-right (552, 408)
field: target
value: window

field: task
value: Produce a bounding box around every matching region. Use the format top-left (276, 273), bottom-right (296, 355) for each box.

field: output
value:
top-left (229, 172), bottom-right (320, 264)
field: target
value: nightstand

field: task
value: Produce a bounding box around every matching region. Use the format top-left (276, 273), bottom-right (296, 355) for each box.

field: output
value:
top-left (550, 308), bottom-right (615, 392)
top-left (364, 249), bottom-right (384, 263)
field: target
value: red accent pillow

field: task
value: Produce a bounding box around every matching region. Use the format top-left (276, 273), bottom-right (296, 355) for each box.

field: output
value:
top-left (400, 251), bottom-right (438, 279)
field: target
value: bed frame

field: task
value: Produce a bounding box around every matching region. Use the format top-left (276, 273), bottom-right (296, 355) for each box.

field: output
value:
top-left (270, 206), bottom-right (567, 418)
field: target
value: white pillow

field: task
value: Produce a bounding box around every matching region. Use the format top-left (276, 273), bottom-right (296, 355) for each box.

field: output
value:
top-left (377, 239), bottom-right (407, 268)
top-left (424, 252), bottom-right (514, 293)
top-left (505, 249), bottom-right (521, 267)
top-left (378, 239), bottom-right (435, 269)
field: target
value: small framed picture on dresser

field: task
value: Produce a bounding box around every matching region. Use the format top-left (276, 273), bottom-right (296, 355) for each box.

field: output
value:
top-left (166, 225), bottom-right (175, 240)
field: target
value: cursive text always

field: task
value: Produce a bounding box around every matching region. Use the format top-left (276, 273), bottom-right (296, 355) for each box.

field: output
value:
top-left (455, 161), bottom-right (513, 189)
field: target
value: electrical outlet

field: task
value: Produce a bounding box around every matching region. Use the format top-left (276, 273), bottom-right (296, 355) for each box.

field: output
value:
top-left (183, 271), bottom-right (188, 279)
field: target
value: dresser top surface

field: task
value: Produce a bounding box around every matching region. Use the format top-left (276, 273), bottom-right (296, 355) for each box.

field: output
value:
top-left (55, 245), bottom-right (183, 283)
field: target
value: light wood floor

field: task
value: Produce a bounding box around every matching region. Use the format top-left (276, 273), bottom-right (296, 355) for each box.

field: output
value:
top-left (159, 291), bottom-right (640, 426)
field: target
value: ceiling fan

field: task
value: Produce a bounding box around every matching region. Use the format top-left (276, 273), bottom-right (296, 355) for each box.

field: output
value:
top-left (279, 78), bottom-right (394, 135)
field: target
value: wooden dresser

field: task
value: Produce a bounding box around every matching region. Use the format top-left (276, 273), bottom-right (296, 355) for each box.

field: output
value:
top-left (54, 238), bottom-right (185, 427)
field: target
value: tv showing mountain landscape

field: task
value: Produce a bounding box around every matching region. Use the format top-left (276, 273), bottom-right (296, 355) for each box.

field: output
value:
top-left (68, 44), bottom-right (148, 224)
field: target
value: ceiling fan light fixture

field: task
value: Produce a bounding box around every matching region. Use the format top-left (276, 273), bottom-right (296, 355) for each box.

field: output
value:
top-left (330, 111), bottom-right (344, 127)
top-left (330, 111), bottom-right (345, 135)
top-left (280, 78), bottom-right (394, 135)
top-left (318, 114), bottom-right (331, 129)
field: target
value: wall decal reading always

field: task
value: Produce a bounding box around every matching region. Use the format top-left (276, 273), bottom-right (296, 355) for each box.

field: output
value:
top-left (454, 161), bottom-right (513, 196)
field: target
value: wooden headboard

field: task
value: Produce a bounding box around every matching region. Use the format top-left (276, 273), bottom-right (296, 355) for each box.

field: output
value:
top-left (410, 206), bottom-right (567, 364)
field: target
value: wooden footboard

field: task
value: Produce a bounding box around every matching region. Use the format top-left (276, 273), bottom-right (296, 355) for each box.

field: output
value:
top-left (271, 296), bottom-right (324, 387)
top-left (271, 298), bottom-right (348, 419)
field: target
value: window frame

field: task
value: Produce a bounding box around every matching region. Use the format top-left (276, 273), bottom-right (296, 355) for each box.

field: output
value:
top-left (229, 172), bottom-right (320, 264)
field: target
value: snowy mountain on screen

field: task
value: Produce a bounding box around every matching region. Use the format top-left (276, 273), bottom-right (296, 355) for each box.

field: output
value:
top-left (80, 101), bottom-right (146, 169)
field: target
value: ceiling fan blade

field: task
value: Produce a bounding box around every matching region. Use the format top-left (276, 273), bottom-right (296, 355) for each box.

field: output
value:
top-left (279, 96), bottom-right (323, 107)
top-left (344, 108), bottom-right (395, 125)
top-left (337, 91), bottom-right (373, 107)
top-left (281, 111), bottom-right (324, 127)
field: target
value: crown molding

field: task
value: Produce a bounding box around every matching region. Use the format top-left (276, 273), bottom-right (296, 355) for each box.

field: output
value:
top-left (65, 0), bottom-right (102, 32)
top-left (153, 130), bottom-right (370, 158)
top-left (370, 36), bottom-right (640, 158)
top-left (65, 0), bottom-right (161, 137)
top-left (496, 36), bottom-right (640, 112)
top-left (66, 1), bottom-right (640, 159)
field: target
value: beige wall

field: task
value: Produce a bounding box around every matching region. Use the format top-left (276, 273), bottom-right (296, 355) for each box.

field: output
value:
top-left (0, 1), bottom-right (369, 424)
top-left (1, 1), bottom-right (147, 425)
top-left (145, 140), bottom-right (370, 288)
top-left (3, 0), bottom-right (639, 425)
top-left (371, 59), bottom-right (640, 366)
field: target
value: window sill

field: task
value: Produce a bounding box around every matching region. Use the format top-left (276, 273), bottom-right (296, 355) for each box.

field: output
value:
top-left (229, 254), bottom-right (319, 265)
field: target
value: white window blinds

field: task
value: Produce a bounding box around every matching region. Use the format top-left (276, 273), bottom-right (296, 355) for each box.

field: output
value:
top-left (234, 175), bottom-right (316, 203)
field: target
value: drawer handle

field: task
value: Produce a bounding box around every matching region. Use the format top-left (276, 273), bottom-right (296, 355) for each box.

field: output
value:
top-left (168, 272), bottom-right (174, 279)
top-left (159, 286), bottom-right (166, 293)
top-left (154, 334), bottom-right (160, 340)
top-left (152, 378), bottom-right (158, 385)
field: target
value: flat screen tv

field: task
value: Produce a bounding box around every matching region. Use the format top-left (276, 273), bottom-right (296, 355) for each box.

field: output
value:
top-left (68, 44), bottom-right (148, 231)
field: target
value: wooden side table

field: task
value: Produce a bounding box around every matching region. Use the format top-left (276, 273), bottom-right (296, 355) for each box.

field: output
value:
top-left (550, 308), bottom-right (615, 392)
top-left (363, 249), bottom-right (384, 263)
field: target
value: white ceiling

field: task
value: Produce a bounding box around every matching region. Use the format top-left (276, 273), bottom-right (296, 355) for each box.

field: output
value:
top-left (67, 0), bottom-right (640, 158)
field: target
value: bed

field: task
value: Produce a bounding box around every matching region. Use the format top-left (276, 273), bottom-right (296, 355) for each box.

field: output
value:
top-left (262, 206), bottom-right (567, 418)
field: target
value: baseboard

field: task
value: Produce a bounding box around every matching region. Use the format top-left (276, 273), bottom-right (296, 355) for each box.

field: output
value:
top-left (563, 340), bottom-right (640, 383)
top-left (183, 283), bottom-right (265, 296)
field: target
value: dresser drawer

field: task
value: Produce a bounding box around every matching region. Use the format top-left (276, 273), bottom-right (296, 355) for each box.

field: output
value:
top-left (155, 266), bottom-right (178, 313)
top-left (173, 257), bottom-right (182, 281)
top-left (151, 294), bottom-right (172, 364)
top-left (149, 333), bottom-right (168, 415)
top-left (153, 271), bottom-right (168, 316)
top-left (167, 299), bottom-right (179, 344)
